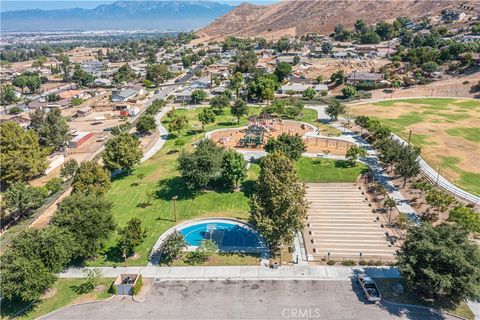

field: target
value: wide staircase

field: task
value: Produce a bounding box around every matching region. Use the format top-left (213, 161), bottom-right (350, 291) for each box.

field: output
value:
top-left (303, 183), bottom-right (396, 262)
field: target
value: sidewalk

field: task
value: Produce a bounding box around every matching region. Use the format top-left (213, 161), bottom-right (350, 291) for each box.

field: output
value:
top-left (59, 265), bottom-right (400, 281)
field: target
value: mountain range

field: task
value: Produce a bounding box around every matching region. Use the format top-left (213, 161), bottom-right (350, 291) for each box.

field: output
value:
top-left (1, 1), bottom-right (233, 32)
top-left (197, 0), bottom-right (479, 41)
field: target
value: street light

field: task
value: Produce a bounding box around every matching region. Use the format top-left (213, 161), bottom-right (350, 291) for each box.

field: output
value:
top-left (172, 195), bottom-right (178, 223)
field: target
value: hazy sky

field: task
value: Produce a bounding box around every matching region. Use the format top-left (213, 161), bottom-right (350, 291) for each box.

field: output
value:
top-left (1, 0), bottom-right (278, 12)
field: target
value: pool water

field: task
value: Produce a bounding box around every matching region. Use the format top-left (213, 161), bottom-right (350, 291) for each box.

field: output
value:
top-left (178, 221), bottom-right (267, 252)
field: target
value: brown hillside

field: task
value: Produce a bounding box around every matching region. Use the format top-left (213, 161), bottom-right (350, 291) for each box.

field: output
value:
top-left (196, 0), bottom-right (478, 41)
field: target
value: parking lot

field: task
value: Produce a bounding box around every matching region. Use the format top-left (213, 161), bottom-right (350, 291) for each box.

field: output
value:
top-left (43, 280), bottom-right (448, 320)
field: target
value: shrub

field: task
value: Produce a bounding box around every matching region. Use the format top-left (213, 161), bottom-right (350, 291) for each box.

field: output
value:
top-left (185, 239), bottom-right (218, 265)
top-left (327, 260), bottom-right (336, 265)
top-left (341, 260), bottom-right (356, 266)
top-left (132, 275), bottom-right (143, 295)
top-left (359, 260), bottom-right (368, 266)
top-left (108, 280), bottom-right (117, 294)
top-left (45, 177), bottom-right (63, 195)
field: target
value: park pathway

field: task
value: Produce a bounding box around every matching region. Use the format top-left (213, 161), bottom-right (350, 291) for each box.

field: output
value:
top-left (306, 105), bottom-right (419, 222)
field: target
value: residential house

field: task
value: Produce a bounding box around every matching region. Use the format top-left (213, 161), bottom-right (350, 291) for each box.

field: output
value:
top-left (279, 84), bottom-right (312, 94)
top-left (111, 89), bottom-right (137, 102)
top-left (346, 72), bottom-right (384, 84)
top-left (442, 10), bottom-right (466, 21)
top-left (76, 106), bottom-right (92, 117)
top-left (92, 78), bottom-right (112, 87)
top-left (175, 90), bottom-right (192, 102)
top-left (189, 77), bottom-right (211, 89)
top-left (1, 115), bottom-right (31, 128)
top-left (461, 35), bottom-right (480, 44)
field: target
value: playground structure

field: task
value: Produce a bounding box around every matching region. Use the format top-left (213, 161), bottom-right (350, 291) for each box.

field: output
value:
top-left (211, 114), bottom-right (315, 150)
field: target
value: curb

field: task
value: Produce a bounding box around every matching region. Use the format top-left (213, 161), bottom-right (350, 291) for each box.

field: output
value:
top-left (381, 297), bottom-right (470, 320)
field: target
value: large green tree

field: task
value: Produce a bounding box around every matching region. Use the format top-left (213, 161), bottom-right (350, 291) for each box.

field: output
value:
top-left (52, 193), bottom-right (116, 259)
top-left (198, 108), bottom-right (215, 131)
top-left (345, 145), bottom-right (367, 166)
top-left (158, 231), bottom-right (186, 266)
top-left (72, 161), bottom-right (111, 196)
top-left (394, 145), bottom-right (420, 187)
top-left (209, 95), bottom-right (230, 114)
top-left (103, 132), bottom-right (143, 174)
top-left (0, 253), bottom-right (56, 302)
top-left (178, 139), bottom-right (224, 189)
top-left (0, 121), bottom-right (48, 186)
top-left (221, 149), bottom-right (247, 189)
top-left (3, 182), bottom-right (48, 218)
top-left (146, 63), bottom-right (169, 85)
top-left (136, 115), bottom-right (157, 135)
top-left (325, 99), bottom-right (346, 121)
top-left (264, 133), bottom-right (306, 161)
top-left (249, 152), bottom-right (308, 251)
top-left (398, 224), bottom-right (480, 309)
top-left (117, 217), bottom-right (147, 264)
top-left (274, 62), bottom-right (292, 82)
top-left (449, 205), bottom-right (480, 235)
top-left (228, 72), bottom-right (243, 99)
top-left (37, 108), bottom-right (70, 150)
top-left (231, 99), bottom-right (248, 124)
top-left (191, 89), bottom-right (207, 104)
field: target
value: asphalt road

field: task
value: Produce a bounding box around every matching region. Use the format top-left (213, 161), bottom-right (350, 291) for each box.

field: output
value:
top-left (42, 280), bottom-right (450, 320)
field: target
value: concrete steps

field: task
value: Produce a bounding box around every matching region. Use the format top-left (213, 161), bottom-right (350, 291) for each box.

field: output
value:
top-left (304, 183), bottom-right (395, 261)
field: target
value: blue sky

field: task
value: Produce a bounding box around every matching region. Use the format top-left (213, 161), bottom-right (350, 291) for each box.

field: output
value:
top-left (1, 0), bottom-right (278, 12)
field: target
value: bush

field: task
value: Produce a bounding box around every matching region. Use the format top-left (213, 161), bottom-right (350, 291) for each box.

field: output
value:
top-left (132, 275), bottom-right (143, 295)
top-left (327, 259), bottom-right (336, 265)
top-left (185, 239), bottom-right (218, 265)
top-left (359, 260), bottom-right (368, 266)
top-left (158, 231), bottom-right (186, 265)
top-left (45, 177), bottom-right (63, 195)
top-left (341, 260), bottom-right (356, 266)
top-left (108, 280), bottom-right (117, 294)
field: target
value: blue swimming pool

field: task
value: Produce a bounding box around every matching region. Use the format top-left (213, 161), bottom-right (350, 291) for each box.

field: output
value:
top-left (178, 220), bottom-right (267, 252)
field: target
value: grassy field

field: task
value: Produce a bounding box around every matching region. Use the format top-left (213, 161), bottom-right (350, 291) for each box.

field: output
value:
top-left (0, 278), bottom-right (113, 320)
top-left (375, 278), bottom-right (474, 320)
top-left (350, 98), bottom-right (480, 196)
top-left (296, 157), bottom-right (368, 183)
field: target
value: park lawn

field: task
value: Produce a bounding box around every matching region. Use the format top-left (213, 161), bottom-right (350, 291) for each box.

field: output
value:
top-left (88, 107), bottom-right (261, 267)
top-left (0, 278), bottom-right (113, 320)
top-left (375, 279), bottom-right (474, 320)
top-left (170, 252), bottom-right (261, 266)
top-left (350, 98), bottom-right (480, 196)
top-left (296, 157), bottom-right (368, 183)
top-left (301, 108), bottom-right (342, 137)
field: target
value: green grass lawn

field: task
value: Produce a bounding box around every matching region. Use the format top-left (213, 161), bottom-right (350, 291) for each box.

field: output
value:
top-left (375, 279), bottom-right (474, 320)
top-left (0, 278), bottom-right (113, 320)
top-left (301, 108), bottom-right (342, 137)
top-left (296, 157), bottom-right (368, 183)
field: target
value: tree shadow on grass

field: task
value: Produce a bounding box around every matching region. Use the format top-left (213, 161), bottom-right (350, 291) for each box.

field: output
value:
top-left (102, 245), bottom-right (125, 264)
top-left (155, 176), bottom-right (198, 201)
top-left (240, 179), bottom-right (256, 198)
top-left (334, 160), bottom-right (351, 168)
top-left (0, 298), bottom-right (36, 319)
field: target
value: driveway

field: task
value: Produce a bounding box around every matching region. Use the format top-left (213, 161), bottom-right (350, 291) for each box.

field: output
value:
top-left (42, 280), bottom-right (451, 320)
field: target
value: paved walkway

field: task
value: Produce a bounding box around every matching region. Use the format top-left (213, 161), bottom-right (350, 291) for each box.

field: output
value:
top-left (59, 265), bottom-right (400, 280)
top-left (306, 105), bottom-right (419, 222)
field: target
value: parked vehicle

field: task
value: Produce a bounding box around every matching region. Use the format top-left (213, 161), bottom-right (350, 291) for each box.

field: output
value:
top-left (356, 274), bottom-right (381, 302)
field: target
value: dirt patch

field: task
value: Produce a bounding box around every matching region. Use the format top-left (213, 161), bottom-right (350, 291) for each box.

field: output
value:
top-left (40, 288), bottom-right (58, 300)
top-left (94, 285), bottom-right (106, 293)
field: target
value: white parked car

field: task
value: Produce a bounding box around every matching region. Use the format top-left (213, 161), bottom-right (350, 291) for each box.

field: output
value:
top-left (357, 274), bottom-right (381, 302)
